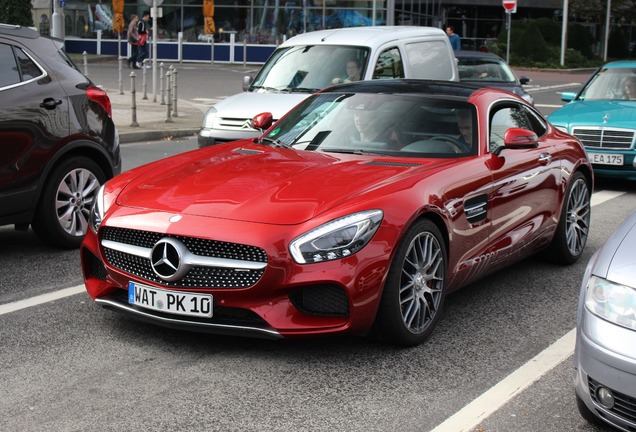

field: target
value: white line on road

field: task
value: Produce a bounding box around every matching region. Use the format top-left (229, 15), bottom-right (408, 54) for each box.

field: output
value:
top-left (536, 104), bottom-right (564, 109)
top-left (0, 284), bottom-right (86, 316)
top-left (429, 189), bottom-right (625, 432)
top-left (1, 190), bottom-right (627, 431)
top-left (526, 82), bottom-right (581, 93)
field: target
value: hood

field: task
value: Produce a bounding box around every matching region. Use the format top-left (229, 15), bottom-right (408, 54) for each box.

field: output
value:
top-left (213, 91), bottom-right (310, 120)
top-left (548, 100), bottom-right (636, 129)
top-left (594, 211), bottom-right (636, 288)
top-left (116, 143), bottom-right (446, 225)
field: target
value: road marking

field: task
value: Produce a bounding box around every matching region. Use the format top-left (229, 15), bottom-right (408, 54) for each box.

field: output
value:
top-left (0, 284), bottom-right (85, 316)
top-left (430, 189), bottom-right (625, 432)
top-left (526, 82), bottom-right (581, 93)
top-left (536, 104), bottom-right (564, 108)
top-left (430, 329), bottom-right (576, 432)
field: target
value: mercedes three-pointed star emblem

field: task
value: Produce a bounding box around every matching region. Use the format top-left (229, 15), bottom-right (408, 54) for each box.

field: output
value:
top-left (150, 238), bottom-right (189, 281)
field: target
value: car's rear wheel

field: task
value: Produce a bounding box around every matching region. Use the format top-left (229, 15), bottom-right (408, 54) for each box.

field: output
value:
top-left (546, 171), bottom-right (591, 264)
top-left (32, 156), bottom-right (105, 249)
top-left (374, 219), bottom-right (447, 347)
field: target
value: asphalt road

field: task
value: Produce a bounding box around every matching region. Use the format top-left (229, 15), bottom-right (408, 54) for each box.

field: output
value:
top-left (0, 66), bottom-right (631, 432)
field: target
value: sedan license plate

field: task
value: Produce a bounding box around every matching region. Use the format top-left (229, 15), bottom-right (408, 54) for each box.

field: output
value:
top-left (128, 282), bottom-right (213, 318)
top-left (589, 152), bottom-right (624, 166)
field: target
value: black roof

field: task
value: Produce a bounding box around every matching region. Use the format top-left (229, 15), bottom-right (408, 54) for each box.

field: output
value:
top-left (323, 79), bottom-right (487, 99)
top-left (455, 50), bottom-right (505, 62)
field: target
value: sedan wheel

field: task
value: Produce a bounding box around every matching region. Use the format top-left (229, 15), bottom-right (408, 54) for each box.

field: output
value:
top-left (546, 171), bottom-right (591, 264)
top-left (375, 219), bottom-right (446, 347)
top-left (32, 156), bottom-right (105, 249)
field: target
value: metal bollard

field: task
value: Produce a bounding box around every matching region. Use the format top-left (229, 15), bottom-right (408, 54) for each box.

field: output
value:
top-left (160, 62), bottom-right (165, 105)
top-left (172, 67), bottom-right (178, 117)
top-left (142, 59), bottom-right (149, 100)
top-left (82, 51), bottom-right (88, 76)
top-left (130, 72), bottom-right (139, 127)
top-left (118, 56), bottom-right (124, 95)
top-left (165, 70), bottom-right (173, 123)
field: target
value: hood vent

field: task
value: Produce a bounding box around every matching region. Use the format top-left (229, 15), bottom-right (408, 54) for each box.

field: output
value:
top-left (234, 148), bottom-right (264, 155)
top-left (363, 161), bottom-right (422, 167)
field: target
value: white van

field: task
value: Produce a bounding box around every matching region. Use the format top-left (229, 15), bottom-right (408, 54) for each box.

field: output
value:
top-left (198, 26), bottom-right (459, 147)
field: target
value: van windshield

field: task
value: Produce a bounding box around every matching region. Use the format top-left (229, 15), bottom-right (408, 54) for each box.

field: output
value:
top-left (250, 45), bottom-right (370, 93)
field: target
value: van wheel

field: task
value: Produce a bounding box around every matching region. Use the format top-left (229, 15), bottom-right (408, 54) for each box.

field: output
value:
top-left (32, 156), bottom-right (105, 249)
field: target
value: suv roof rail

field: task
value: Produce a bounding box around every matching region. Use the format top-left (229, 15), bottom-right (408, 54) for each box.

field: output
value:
top-left (0, 23), bottom-right (40, 39)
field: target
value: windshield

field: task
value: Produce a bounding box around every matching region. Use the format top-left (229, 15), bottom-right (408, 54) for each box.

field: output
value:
top-left (263, 92), bottom-right (477, 158)
top-left (458, 57), bottom-right (516, 83)
top-left (251, 45), bottom-right (370, 93)
top-left (579, 67), bottom-right (636, 101)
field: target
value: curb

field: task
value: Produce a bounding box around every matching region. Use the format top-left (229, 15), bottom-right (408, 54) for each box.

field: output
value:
top-left (119, 129), bottom-right (198, 144)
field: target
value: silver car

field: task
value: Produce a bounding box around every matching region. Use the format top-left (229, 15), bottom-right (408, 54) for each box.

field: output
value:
top-left (574, 211), bottom-right (636, 431)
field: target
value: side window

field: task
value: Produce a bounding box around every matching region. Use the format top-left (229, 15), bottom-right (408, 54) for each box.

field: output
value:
top-left (405, 40), bottom-right (455, 80)
top-left (15, 47), bottom-right (43, 81)
top-left (0, 43), bottom-right (20, 88)
top-left (524, 106), bottom-right (547, 137)
top-left (489, 105), bottom-right (532, 153)
top-left (373, 47), bottom-right (404, 79)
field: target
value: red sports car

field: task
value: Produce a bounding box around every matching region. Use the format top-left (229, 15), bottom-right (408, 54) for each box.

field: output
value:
top-left (81, 80), bottom-right (593, 346)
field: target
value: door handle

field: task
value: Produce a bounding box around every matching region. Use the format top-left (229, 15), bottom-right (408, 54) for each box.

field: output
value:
top-left (538, 153), bottom-right (552, 165)
top-left (40, 98), bottom-right (63, 110)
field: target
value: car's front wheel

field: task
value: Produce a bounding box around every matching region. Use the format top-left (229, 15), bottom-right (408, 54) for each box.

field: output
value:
top-left (32, 156), bottom-right (106, 249)
top-left (546, 171), bottom-right (591, 264)
top-left (374, 219), bottom-right (447, 347)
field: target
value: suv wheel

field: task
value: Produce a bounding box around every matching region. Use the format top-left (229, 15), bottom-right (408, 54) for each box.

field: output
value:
top-left (32, 156), bottom-right (106, 249)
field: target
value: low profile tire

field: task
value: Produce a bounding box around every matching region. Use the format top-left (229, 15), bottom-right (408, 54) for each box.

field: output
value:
top-left (545, 171), bottom-right (591, 264)
top-left (374, 219), bottom-right (447, 347)
top-left (32, 156), bottom-right (106, 249)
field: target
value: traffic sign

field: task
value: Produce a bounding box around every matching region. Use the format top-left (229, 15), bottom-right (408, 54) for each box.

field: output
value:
top-left (503, 0), bottom-right (517, 12)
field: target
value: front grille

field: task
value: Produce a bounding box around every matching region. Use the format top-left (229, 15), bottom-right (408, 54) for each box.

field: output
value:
top-left (573, 127), bottom-right (635, 149)
top-left (589, 377), bottom-right (636, 425)
top-left (84, 249), bottom-right (107, 281)
top-left (101, 227), bottom-right (267, 288)
top-left (289, 285), bottom-right (349, 317)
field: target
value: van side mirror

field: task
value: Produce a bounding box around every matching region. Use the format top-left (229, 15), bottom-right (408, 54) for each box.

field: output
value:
top-left (243, 75), bottom-right (253, 91)
top-left (251, 112), bottom-right (273, 131)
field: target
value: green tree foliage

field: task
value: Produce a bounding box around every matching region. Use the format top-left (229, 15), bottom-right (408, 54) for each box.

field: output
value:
top-left (534, 17), bottom-right (561, 46)
top-left (515, 20), bottom-right (550, 62)
top-left (568, 24), bottom-right (595, 59)
top-left (0, 0), bottom-right (33, 27)
top-left (608, 27), bottom-right (630, 59)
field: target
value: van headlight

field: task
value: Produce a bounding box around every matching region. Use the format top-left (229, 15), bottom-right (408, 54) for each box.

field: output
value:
top-left (585, 276), bottom-right (636, 330)
top-left (201, 106), bottom-right (218, 128)
top-left (289, 210), bottom-right (383, 264)
top-left (88, 184), bottom-right (106, 233)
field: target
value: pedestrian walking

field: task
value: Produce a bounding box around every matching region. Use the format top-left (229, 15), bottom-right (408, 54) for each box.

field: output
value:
top-left (127, 14), bottom-right (139, 69)
top-left (446, 25), bottom-right (461, 51)
top-left (136, 11), bottom-right (150, 68)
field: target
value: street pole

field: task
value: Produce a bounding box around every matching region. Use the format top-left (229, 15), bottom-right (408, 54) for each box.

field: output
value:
top-left (560, 0), bottom-right (568, 66)
top-left (152, 0), bottom-right (158, 102)
top-left (603, 0), bottom-right (611, 62)
top-left (506, 11), bottom-right (511, 64)
top-left (52, 0), bottom-right (65, 40)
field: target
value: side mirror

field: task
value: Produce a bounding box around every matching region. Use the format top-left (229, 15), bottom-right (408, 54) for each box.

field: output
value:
top-left (560, 92), bottom-right (576, 102)
top-left (243, 75), bottom-right (253, 91)
top-left (251, 112), bottom-right (273, 131)
top-left (519, 76), bottom-right (530, 85)
top-left (493, 128), bottom-right (539, 155)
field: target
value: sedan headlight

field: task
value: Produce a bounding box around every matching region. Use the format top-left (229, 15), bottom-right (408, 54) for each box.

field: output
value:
top-left (88, 184), bottom-right (106, 233)
top-left (585, 275), bottom-right (636, 330)
top-left (201, 106), bottom-right (218, 128)
top-left (289, 210), bottom-right (383, 264)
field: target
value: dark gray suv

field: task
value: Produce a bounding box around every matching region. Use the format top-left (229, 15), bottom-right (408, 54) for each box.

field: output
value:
top-left (0, 24), bottom-right (121, 248)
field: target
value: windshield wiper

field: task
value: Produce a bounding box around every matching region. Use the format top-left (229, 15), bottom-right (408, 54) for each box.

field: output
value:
top-left (260, 137), bottom-right (292, 148)
top-left (251, 85), bottom-right (288, 92)
top-left (320, 148), bottom-right (379, 155)
top-left (286, 87), bottom-right (321, 93)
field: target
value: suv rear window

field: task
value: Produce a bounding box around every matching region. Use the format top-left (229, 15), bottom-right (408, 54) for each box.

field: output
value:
top-left (0, 43), bottom-right (44, 88)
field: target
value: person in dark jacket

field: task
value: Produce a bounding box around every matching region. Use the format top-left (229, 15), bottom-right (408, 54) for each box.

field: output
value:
top-left (136, 11), bottom-right (150, 68)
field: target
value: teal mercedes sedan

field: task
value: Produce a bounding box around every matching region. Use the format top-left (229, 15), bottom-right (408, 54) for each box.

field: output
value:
top-left (548, 61), bottom-right (636, 180)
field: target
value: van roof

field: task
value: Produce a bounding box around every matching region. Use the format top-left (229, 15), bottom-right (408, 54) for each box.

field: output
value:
top-left (280, 26), bottom-right (447, 47)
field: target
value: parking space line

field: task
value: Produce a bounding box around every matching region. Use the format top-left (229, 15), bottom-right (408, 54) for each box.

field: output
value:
top-left (0, 284), bottom-right (85, 316)
top-left (430, 329), bottom-right (576, 432)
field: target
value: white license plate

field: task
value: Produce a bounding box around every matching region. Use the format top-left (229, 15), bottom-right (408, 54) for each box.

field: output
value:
top-left (589, 152), bottom-right (624, 166)
top-left (128, 282), bottom-right (213, 318)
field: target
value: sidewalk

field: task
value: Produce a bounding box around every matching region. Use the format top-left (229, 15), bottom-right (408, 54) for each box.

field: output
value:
top-left (106, 85), bottom-right (204, 144)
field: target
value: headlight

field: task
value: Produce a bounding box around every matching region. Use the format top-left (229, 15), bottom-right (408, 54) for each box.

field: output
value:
top-left (201, 106), bottom-right (218, 128)
top-left (289, 210), bottom-right (383, 264)
top-left (89, 184), bottom-right (106, 233)
top-left (585, 275), bottom-right (636, 330)
top-left (522, 93), bottom-right (534, 105)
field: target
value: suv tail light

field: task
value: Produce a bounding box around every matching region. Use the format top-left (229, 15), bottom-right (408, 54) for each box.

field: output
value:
top-left (86, 86), bottom-right (112, 117)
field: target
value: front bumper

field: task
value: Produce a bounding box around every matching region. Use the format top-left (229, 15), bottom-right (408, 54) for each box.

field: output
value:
top-left (574, 309), bottom-right (636, 431)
